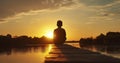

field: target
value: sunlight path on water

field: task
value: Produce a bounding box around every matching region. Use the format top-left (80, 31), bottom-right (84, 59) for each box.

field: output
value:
top-left (66, 43), bottom-right (80, 48)
top-left (0, 44), bottom-right (52, 63)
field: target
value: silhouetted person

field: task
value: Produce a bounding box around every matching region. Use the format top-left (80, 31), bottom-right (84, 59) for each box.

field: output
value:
top-left (53, 20), bottom-right (66, 44)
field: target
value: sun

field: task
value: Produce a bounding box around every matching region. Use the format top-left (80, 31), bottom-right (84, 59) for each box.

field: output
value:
top-left (44, 31), bottom-right (53, 39)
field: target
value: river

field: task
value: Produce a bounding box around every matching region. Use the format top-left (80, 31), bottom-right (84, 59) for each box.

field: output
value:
top-left (0, 43), bottom-right (120, 63)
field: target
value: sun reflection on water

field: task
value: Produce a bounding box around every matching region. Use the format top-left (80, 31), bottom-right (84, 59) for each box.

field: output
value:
top-left (48, 44), bottom-right (52, 52)
top-left (44, 44), bottom-right (52, 56)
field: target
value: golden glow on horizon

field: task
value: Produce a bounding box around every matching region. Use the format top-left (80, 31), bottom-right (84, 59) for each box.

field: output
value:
top-left (44, 31), bottom-right (53, 39)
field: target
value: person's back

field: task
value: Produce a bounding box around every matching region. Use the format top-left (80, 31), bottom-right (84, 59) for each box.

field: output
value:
top-left (53, 20), bottom-right (66, 44)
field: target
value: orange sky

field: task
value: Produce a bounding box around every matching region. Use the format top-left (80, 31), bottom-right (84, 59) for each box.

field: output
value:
top-left (0, 0), bottom-right (120, 40)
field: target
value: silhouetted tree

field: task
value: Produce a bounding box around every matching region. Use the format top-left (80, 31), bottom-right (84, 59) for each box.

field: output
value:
top-left (106, 32), bottom-right (120, 45)
top-left (0, 34), bottom-right (53, 47)
top-left (79, 32), bottom-right (120, 46)
top-left (79, 37), bottom-right (93, 47)
top-left (95, 33), bottom-right (105, 45)
top-left (6, 34), bottom-right (12, 38)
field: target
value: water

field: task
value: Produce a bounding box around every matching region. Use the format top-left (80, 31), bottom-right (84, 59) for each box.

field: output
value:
top-left (0, 43), bottom-right (120, 63)
top-left (0, 44), bottom-right (52, 63)
top-left (79, 44), bottom-right (120, 59)
top-left (67, 43), bottom-right (120, 59)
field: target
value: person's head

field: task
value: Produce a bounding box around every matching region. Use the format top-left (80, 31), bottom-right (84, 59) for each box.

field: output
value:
top-left (57, 20), bottom-right (62, 28)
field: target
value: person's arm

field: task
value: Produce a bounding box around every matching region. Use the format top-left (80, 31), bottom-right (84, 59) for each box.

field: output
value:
top-left (64, 29), bottom-right (66, 40)
top-left (53, 30), bottom-right (56, 39)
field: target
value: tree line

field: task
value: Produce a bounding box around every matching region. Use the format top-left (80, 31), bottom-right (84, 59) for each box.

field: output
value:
top-left (79, 32), bottom-right (120, 46)
top-left (0, 34), bottom-right (52, 47)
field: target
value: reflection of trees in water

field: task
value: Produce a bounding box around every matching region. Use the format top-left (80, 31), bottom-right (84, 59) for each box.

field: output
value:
top-left (0, 44), bottom-right (50, 55)
top-left (40, 44), bottom-right (49, 53)
top-left (79, 32), bottom-right (120, 54)
top-left (80, 45), bottom-right (120, 54)
top-left (0, 47), bottom-right (12, 55)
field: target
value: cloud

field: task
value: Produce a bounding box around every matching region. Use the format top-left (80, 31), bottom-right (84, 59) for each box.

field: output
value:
top-left (98, 1), bottom-right (120, 20)
top-left (104, 1), bottom-right (120, 16)
top-left (0, 0), bottom-right (120, 23)
top-left (85, 15), bottom-right (116, 25)
top-left (0, 19), bottom-right (8, 24)
top-left (77, 0), bottom-right (120, 14)
top-left (78, 0), bottom-right (120, 21)
top-left (0, 19), bottom-right (5, 22)
top-left (0, 0), bottom-right (75, 22)
top-left (79, 0), bottom-right (116, 6)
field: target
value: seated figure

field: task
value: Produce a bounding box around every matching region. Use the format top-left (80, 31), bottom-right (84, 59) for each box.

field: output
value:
top-left (53, 20), bottom-right (66, 44)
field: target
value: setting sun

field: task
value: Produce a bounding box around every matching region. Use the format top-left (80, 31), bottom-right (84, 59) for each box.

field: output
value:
top-left (44, 31), bottom-right (53, 39)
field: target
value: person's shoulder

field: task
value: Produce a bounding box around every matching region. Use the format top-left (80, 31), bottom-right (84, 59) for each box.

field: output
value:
top-left (54, 28), bottom-right (65, 31)
top-left (61, 28), bottom-right (65, 30)
top-left (54, 28), bottom-right (58, 31)
top-left (61, 28), bottom-right (65, 31)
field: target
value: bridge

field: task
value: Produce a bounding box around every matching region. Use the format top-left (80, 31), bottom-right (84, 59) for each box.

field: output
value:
top-left (45, 44), bottom-right (120, 63)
